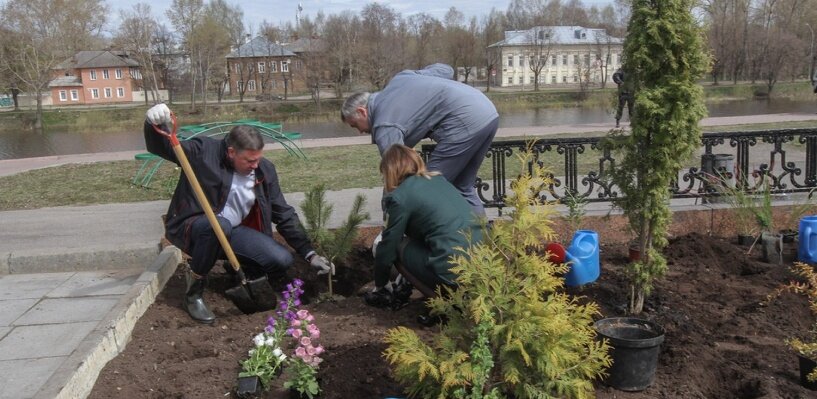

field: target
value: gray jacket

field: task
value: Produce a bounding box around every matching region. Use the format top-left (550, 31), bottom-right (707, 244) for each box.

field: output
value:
top-left (368, 63), bottom-right (499, 154)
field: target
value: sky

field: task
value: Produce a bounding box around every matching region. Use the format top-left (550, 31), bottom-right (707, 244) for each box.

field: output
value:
top-left (105, 0), bottom-right (612, 34)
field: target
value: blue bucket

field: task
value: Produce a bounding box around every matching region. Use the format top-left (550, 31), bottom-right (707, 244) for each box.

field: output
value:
top-left (798, 215), bottom-right (817, 264)
top-left (564, 230), bottom-right (600, 286)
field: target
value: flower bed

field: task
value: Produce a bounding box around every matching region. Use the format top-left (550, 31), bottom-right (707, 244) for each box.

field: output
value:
top-left (89, 230), bottom-right (816, 398)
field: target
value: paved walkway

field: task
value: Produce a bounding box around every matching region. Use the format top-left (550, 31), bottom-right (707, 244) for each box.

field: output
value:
top-left (1, 112), bottom-right (816, 398)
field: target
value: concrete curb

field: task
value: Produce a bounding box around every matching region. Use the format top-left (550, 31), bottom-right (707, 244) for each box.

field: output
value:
top-left (0, 247), bottom-right (159, 275)
top-left (33, 246), bottom-right (182, 399)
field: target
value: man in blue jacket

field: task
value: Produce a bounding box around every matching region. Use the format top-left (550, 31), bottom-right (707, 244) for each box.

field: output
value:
top-left (341, 63), bottom-right (499, 216)
top-left (144, 104), bottom-right (332, 323)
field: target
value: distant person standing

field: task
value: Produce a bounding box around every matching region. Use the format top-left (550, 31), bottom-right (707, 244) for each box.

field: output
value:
top-left (613, 68), bottom-right (634, 128)
top-left (340, 63), bottom-right (499, 216)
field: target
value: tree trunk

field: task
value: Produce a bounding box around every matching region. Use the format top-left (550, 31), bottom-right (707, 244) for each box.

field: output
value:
top-left (34, 93), bottom-right (43, 130)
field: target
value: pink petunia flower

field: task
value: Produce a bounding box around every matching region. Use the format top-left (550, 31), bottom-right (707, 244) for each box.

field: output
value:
top-left (295, 346), bottom-right (307, 357)
top-left (291, 329), bottom-right (303, 338)
top-left (296, 309), bottom-right (309, 320)
top-left (300, 336), bottom-right (311, 347)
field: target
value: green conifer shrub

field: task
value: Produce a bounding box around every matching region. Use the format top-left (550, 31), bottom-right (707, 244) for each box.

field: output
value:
top-left (607, 0), bottom-right (709, 314)
top-left (383, 150), bottom-right (611, 399)
top-left (300, 184), bottom-right (368, 297)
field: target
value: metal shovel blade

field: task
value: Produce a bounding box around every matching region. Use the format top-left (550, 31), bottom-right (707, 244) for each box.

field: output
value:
top-left (224, 283), bottom-right (258, 314)
top-left (245, 276), bottom-right (279, 311)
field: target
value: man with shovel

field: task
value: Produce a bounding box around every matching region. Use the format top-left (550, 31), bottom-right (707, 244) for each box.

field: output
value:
top-left (144, 104), bottom-right (333, 324)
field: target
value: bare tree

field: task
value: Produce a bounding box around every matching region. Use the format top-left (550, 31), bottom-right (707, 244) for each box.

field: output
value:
top-left (0, 0), bottom-right (107, 129)
top-left (359, 3), bottom-right (405, 89)
top-left (481, 9), bottom-right (507, 92)
top-left (526, 27), bottom-right (554, 91)
top-left (407, 13), bottom-right (444, 69)
top-left (323, 11), bottom-right (361, 98)
top-left (167, 0), bottom-right (204, 109)
top-left (152, 24), bottom-right (179, 103)
top-left (114, 4), bottom-right (162, 104)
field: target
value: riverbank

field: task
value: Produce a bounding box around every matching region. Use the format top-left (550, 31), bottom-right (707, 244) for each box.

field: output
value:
top-left (1, 81), bottom-right (812, 133)
top-left (2, 112), bottom-right (816, 212)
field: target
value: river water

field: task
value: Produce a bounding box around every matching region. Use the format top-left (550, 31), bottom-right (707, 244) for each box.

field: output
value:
top-left (0, 98), bottom-right (815, 160)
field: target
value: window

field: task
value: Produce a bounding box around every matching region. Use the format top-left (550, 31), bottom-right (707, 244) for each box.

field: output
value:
top-left (103, 69), bottom-right (109, 79)
top-left (237, 81), bottom-right (244, 92)
top-left (117, 87), bottom-right (124, 97)
top-left (562, 55), bottom-right (568, 65)
top-left (529, 76), bottom-right (535, 84)
top-left (70, 90), bottom-right (78, 101)
top-left (517, 76), bottom-right (522, 84)
top-left (562, 75), bottom-right (568, 83)
top-left (89, 70), bottom-right (97, 80)
top-left (573, 75), bottom-right (578, 82)
top-left (270, 79), bottom-right (277, 89)
top-left (551, 55), bottom-right (556, 66)
top-left (115, 69), bottom-right (123, 79)
top-left (584, 54), bottom-right (591, 66)
top-left (59, 90), bottom-right (67, 101)
top-left (90, 88), bottom-right (99, 99)
top-left (616, 54), bottom-right (621, 65)
top-left (507, 56), bottom-right (513, 67)
top-left (281, 60), bottom-right (289, 72)
top-left (248, 80), bottom-right (256, 91)
top-left (270, 61), bottom-right (277, 72)
top-left (551, 75), bottom-right (556, 83)
top-left (104, 88), bottom-right (112, 98)
top-left (574, 54), bottom-right (579, 65)
top-left (258, 62), bottom-right (265, 74)
top-left (519, 56), bottom-right (525, 67)
top-left (295, 60), bottom-right (302, 69)
top-left (507, 76), bottom-right (513, 84)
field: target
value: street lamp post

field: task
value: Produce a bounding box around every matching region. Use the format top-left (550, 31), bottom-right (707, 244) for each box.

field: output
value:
top-left (807, 22), bottom-right (815, 87)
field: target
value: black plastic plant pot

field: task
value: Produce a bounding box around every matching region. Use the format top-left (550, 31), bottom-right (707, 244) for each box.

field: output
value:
top-left (798, 355), bottom-right (817, 390)
top-left (236, 375), bottom-right (260, 398)
top-left (594, 317), bottom-right (665, 392)
top-left (737, 234), bottom-right (756, 246)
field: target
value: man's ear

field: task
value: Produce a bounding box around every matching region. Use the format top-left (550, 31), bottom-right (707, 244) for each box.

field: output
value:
top-left (227, 147), bottom-right (236, 159)
top-left (357, 106), bottom-right (367, 118)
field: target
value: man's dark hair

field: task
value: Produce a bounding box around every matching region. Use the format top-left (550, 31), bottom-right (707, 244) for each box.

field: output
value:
top-left (226, 125), bottom-right (264, 152)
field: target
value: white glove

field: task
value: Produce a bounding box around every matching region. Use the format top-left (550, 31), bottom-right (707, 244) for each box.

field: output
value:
top-left (371, 232), bottom-right (383, 258)
top-left (146, 103), bottom-right (172, 125)
top-left (310, 255), bottom-right (335, 276)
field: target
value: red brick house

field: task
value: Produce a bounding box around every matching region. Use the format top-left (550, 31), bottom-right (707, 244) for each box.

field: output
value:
top-left (49, 51), bottom-right (141, 105)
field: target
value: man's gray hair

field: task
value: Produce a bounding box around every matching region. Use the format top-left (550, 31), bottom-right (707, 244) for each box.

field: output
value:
top-left (226, 125), bottom-right (265, 152)
top-left (341, 92), bottom-right (370, 122)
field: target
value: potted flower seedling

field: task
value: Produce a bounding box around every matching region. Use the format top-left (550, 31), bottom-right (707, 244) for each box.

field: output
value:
top-left (236, 279), bottom-right (325, 398)
top-left (767, 262), bottom-right (817, 390)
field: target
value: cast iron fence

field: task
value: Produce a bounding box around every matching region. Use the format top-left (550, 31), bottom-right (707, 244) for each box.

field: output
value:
top-left (420, 127), bottom-right (817, 213)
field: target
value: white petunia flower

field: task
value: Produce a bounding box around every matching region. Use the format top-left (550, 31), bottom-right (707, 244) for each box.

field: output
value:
top-left (272, 348), bottom-right (283, 357)
top-left (253, 333), bottom-right (265, 347)
top-left (264, 337), bottom-right (276, 346)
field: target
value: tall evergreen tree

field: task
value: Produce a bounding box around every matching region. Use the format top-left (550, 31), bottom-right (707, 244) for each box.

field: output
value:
top-left (609, 0), bottom-right (709, 314)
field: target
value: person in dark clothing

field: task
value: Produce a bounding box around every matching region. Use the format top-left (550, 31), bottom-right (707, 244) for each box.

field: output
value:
top-left (341, 63), bottom-right (498, 216)
top-left (363, 144), bottom-right (483, 316)
top-left (613, 68), bottom-right (634, 128)
top-left (144, 104), bottom-right (332, 323)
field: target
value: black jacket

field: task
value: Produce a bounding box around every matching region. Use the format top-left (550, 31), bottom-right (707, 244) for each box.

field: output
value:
top-left (143, 121), bottom-right (314, 258)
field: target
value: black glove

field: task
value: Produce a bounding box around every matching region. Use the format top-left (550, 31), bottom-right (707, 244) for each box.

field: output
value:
top-left (363, 288), bottom-right (394, 309)
top-left (391, 279), bottom-right (413, 310)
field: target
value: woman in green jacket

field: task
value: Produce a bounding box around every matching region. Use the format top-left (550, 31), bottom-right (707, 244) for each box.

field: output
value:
top-left (366, 144), bottom-right (483, 309)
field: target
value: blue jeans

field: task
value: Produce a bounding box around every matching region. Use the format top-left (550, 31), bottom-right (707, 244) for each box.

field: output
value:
top-left (188, 216), bottom-right (294, 277)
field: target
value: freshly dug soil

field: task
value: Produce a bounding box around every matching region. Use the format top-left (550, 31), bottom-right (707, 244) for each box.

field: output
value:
top-left (90, 229), bottom-right (817, 398)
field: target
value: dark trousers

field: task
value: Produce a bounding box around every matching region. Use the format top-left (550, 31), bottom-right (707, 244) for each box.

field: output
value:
top-left (616, 93), bottom-right (634, 122)
top-left (427, 117), bottom-right (499, 216)
top-left (188, 216), bottom-right (294, 277)
top-left (395, 237), bottom-right (456, 298)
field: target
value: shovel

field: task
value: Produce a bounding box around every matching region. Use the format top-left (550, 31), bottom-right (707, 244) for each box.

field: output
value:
top-left (152, 114), bottom-right (278, 314)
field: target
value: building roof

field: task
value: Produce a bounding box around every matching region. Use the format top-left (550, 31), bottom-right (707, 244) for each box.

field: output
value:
top-left (489, 26), bottom-right (623, 47)
top-left (54, 51), bottom-right (140, 69)
top-left (284, 37), bottom-right (327, 53)
top-left (48, 76), bottom-right (83, 87)
top-left (227, 36), bottom-right (296, 58)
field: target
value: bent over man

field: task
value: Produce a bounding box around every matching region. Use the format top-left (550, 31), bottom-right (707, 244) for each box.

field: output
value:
top-left (341, 63), bottom-right (499, 216)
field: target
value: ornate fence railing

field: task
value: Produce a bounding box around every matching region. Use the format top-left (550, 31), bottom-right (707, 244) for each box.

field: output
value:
top-left (420, 127), bottom-right (817, 212)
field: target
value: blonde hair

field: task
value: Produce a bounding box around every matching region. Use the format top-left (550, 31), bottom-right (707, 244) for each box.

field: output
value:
top-left (380, 144), bottom-right (439, 192)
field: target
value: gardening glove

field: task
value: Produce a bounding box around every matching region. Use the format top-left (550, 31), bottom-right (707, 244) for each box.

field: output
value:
top-left (309, 254), bottom-right (335, 276)
top-left (371, 232), bottom-right (383, 258)
top-left (363, 286), bottom-right (394, 309)
top-left (146, 103), bottom-right (172, 125)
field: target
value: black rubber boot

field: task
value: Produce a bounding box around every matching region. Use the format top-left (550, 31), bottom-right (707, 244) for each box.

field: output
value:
top-left (183, 270), bottom-right (215, 324)
top-left (615, 119), bottom-right (620, 128)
